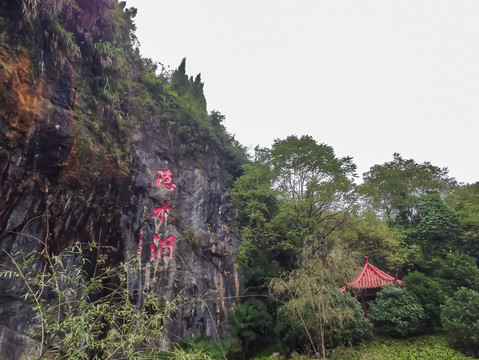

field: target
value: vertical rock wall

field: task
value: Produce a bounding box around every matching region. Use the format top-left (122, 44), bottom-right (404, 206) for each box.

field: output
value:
top-left (0, 44), bottom-right (241, 358)
top-left (125, 122), bottom-right (241, 341)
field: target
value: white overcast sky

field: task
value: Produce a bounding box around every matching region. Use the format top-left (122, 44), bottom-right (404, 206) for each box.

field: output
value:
top-left (125, 0), bottom-right (479, 184)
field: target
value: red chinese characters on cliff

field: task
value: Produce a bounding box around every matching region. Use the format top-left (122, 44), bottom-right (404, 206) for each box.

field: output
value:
top-left (150, 235), bottom-right (176, 260)
top-left (157, 170), bottom-right (176, 191)
top-left (152, 200), bottom-right (173, 223)
top-left (147, 169), bottom-right (177, 261)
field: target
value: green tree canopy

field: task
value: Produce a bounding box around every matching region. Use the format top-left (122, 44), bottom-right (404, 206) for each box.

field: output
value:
top-left (232, 162), bottom-right (282, 266)
top-left (233, 135), bottom-right (358, 268)
top-left (441, 288), bottom-right (479, 357)
top-left (448, 182), bottom-right (479, 257)
top-left (361, 153), bottom-right (457, 224)
top-left (259, 135), bottom-right (358, 249)
top-left (270, 245), bottom-right (365, 358)
top-left (413, 193), bottom-right (461, 256)
top-left (369, 285), bottom-right (425, 337)
top-left (404, 271), bottom-right (445, 327)
top-left (228, 299), bottom-right (273, 359)
top-left (430, 252), bottom-right (479, 296)
top-left (342, 212), bottom-right (413, 273)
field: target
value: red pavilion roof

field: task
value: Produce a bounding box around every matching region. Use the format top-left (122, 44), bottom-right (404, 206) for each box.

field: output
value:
top-left (341, 257), bottom-right (402, 291)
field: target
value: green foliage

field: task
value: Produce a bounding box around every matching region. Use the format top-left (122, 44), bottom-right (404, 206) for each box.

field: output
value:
top-left (232, 162), bottom-right (281, 266)
top-left (404, 271), bottom-right (446, 328)
top-left (441, 288), bottom-right (479, 357)
top-left (164, 59), bottom-right (248, 173)
top-left (416, 193), bottom-right (460, 241)
top-left (271, 246), bottom-right (368, 358)
top-left (369, 285), bottom-right (425, 337)
top-left (274, 306), bottom-right (309, 353)
top-left (228, 299), bottom-right (273, 358)
top-left (330, 335), bottom-right (472, 360)
top-left (233, 137), bottom-right (372, 357)
top-left (342, 212), bottom-right (414, 273)
top-left (404, 271), bottom-right (445, 327)
top-left (184, 336), bottom-right (240, 360)
top-left (448, 182), bottom-right (479, 258)
top-left (171, 58), bottom-right (206, 108)
top-left (329, 292), bottom-right (373, 347)
top-left (361, 153), bottom-right (457, 224)
top-left (21, 0), bottom-right (77, 22)
top-left (274, 292), bottom-right (372, 355)
top-left (0, 242), bottom-right (196, 359)
top-left (264, 135), bottom-right (357, 230)
top-left (404, 193), bottom-right (461, 257)
top-left (249, 343), bottom-right (282, 360)
top-left (165, 347), bottom-right (213, 360)
top-left (92, 41), bottom-right (127, 72)
top-left (244, 265), bottom-right (280, 297)
top-left (264, 135), bottom-right (357, 251)
top-left (232, 162), bottom-right (277, 228)
top-left (14, 0), bottom-right (82, 67)
top-left (209, 110), bottom-right (249, 179)
top-left (43, 12), bottom-right (81, 62)
top-left (430, 252), bottom-right (479, 297)
top-left (234, 136), bottom-right (358, 270)
top-left (287, 353), bottom-right (316, 360)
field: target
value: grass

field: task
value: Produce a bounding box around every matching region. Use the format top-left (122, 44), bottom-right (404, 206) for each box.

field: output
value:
top-left (330, 335), bottom-right (472, 360)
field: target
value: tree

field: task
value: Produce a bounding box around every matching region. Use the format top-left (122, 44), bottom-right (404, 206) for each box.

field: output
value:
top-left (369, 285), bottom-right (425, 337)
top-left (448, 182), bottom-right (479, 258)
top-left (234, 137), bottom-right (364, 358)
top-left (413, 193), bottom-right (461, 256)
top-left (404, 271), bottom-right (445, 327)
top-left (430, 253), bottom-right (479, 297)
top-left (361, 153), bottom-right (457, 224)
top-left (233, 136), bottom-right (357, 268)
top-left (441, 288), bottom-right (479, 357)
top-left (228, 299), bottom-right (273, 360)
top-left (232, 162), bottom-right (282, 267)
top-left (259, 135), bottom-right (358, 250)
top-left (171, 58), bottom-right (206, 108)
top-left (326, 292), bottom-right (373, 348)
top-left (342, 212), bottom-right (414, 273)
top-left (270, 246), bottom-right (367, 359)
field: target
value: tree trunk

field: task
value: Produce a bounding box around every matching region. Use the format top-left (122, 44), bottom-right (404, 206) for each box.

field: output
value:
top-left (241, 338), bottom-right (248, 360)
top-left (320, 323), bottom-right (326, 359)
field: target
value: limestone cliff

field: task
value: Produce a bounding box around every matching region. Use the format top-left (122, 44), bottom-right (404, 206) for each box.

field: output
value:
top-left (0, 1), bottom-right (245, 358)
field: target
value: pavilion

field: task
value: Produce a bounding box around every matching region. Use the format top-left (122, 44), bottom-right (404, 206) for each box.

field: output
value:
top-left (341, 256), bottom-right (402, 314)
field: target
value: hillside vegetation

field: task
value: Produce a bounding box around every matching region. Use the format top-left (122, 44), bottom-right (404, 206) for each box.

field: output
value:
top-left (229, 138), bottom-right (479, 359)
top-left (1, 1), bottom-right (479, 360)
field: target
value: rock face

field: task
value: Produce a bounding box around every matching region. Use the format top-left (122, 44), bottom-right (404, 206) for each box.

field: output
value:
top-left (125, 122), bottom-right (241, 341)
top-left (0, 42), bottom-right (240, 359)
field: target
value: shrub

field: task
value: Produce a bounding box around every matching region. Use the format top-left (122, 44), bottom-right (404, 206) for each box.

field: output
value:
top-left (404, 270), bottom-right (445, 327)
top-left (229, 299), bottom-right (273, 358)
top-left (369, 285), bottom-right (425, 337)
top-left (274, 305), bottom-right (311, 353)
top-left (184, 335), bottom-right (240, 360)
top-left (430, 253), bottom-right (479, 296)
top-left (274, 292), bottom-right (372, 353)
top-left (329, 292), bottom-right (373, 347)
top-left (330, 335), bottom-right (471, 360)
top-left (441, 288), bottom-right (479, 357)
top-left (0, 242), bottom-right (206, 359)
